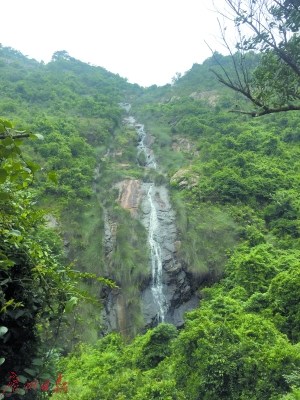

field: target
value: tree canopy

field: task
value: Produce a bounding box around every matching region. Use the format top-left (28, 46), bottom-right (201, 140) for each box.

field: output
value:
top-left (211, 0), bottom-right (300, 116)
top-left (1, 43), bottom-right (300, 399)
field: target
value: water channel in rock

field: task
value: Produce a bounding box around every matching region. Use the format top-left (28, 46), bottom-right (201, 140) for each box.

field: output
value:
top-left (124, 113), bottom-right (167, 322)
top-left (102, 104), bottom-right (199, 332)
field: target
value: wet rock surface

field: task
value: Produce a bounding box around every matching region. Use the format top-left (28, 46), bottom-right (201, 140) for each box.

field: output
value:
top-left (102, 108), bottom-right (199, 332)
top-left (140, 183), bottom-right (198, 327)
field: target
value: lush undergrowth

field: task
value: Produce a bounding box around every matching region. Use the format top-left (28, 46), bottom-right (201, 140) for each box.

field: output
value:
top-left (53, 61), bottom-right (300, 398)
top-left (1, 46), bottom-right (300, 399)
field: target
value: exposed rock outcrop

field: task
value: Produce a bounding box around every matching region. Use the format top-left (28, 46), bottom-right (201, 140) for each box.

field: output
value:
top-left (140, 183), bottom-right (198, 327)
top-left (102, 110), bottom-right (199, 333)
top-left (115, 179), bottom-right (142, 217)
top-left (172, 137), bottom-right (197, 154)
top-left (170, 167), bottom-right (199, 189)
top-left (189, 90), bottom-right (219, 105)
top-left (45, 214), bottom-right (59, 229)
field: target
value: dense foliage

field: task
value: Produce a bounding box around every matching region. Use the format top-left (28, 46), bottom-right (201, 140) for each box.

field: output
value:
top-left (0, 47), bottom-right (130, 395)
top-left (212, 0), bottom-right (300, 116)
top-left (49, 51), bottom-right (300, 398)
top-left (0, 118), bottom-right (115, 398)
top-left (0, 42), bottom-right (300, 399)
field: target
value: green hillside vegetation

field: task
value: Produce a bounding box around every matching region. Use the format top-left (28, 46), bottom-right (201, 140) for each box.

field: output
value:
top-left (0, 45), bottom-right (146, 390)
top-left (0, 117), bottom-right (114, 394)
top-left (55, 55), bottom-right (299, 398)
top-left (0, 37), bottom-right (300, 400)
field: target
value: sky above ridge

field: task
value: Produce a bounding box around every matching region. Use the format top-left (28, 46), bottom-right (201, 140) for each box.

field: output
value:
top-left (0, 0), bottom-right (231, 87)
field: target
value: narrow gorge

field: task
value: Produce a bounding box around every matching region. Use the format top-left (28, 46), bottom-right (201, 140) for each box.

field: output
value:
top-left (102, 106), bottom-right (199, 333)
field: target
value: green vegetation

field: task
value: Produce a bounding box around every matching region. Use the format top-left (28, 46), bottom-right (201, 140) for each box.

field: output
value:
top-left (54, 51), bottom-right (300, 397)
top-left (0, 37), bottom-right (300, 399)
top-left (212, 0), bottom-right (300, 116)
top-left (0, 118), bottom-right (112, 395)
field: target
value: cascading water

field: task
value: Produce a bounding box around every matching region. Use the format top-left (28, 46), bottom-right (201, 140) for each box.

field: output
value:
top-left (102, 103), bottom-right (199, 331)
top-left (136, 123), bottom-right (157, 169)
top-left (136, 122), bottom-right (166, 321)
top-left (147, 184), bottom-right (166, 322)
top-left (123, 113), bottom-right (167, 322)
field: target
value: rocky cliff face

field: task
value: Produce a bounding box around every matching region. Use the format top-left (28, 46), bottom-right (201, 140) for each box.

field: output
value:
top-left (115, 179), bottom-right (142, 217)
top-left (139, 183), bottom-right (199, 327)
top-left (101, 108), bottom-right (199, 333)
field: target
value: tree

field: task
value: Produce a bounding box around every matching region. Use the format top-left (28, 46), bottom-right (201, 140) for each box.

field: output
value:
top-left (134, 324), bottom-right (178, 370)
top-left (211, 0), bottom-right (300, 116)
top-left (0, 119), bottom-right (113, 395)
top-left (173, 299), bottom-right (300, 399)
top-left (267, 261), bottom-right (300, 342)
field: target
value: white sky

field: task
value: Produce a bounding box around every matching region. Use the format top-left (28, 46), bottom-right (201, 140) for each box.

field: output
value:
top-left (0, 0), bottom-right (229, 87)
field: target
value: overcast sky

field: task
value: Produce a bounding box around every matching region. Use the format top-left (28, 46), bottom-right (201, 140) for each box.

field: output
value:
top-left (0, 0), bottom-right (230, 87)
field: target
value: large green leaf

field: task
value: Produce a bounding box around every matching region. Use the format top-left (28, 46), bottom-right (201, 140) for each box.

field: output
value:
top-left (17, 375), bottom-right (28, 384)
top-left (47, 170), bottom-right (58, 184)
top-left (64, 296), bottom-right (78, 313)
top-left (14, 389), bottom-right (26, 395)
top-left (2, 120), bottom-right (13, 129)
top-left (9, 229), bottom-right (22, 237)
top-left (32, 358), bottom-right (44, 366)
top-left (26, 161), bottom-right (40, 173)
top-left (29, 133), bottom-right (44, 140)
top-left (0, 327), bottom-right (8, 337)
top-left (24, 368), bottom-right (37, 377)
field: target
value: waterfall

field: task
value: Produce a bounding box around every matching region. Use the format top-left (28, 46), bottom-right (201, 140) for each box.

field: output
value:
top-left (123, 113), bottom-right (167, 322)
top-left (136, 124), bottom-right (157, 169)
top-left (137, 122), bottom-right (166, 321)
top-left (147, 184), bottom-right (166, 322)
top-left (102, 104), bottom-right (198, 333)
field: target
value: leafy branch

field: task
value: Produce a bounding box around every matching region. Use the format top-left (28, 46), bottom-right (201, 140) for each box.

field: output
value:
top-left (210, 0), bottom-right (300, 116)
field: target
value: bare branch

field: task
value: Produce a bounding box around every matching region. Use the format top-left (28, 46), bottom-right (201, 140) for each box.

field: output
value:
top-left (230, 103), bottom-right (300, 116)
top-left (210, 0), bottom-right (300, 116)
top-left (205, 40), bottom-right (237, 89)
top-left (211, 68), bottom-right (266, 109)
top-left (224, 0), bottom-right (300, 76)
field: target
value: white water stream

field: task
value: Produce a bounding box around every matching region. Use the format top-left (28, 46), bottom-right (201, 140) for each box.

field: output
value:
top-left (123, 110), bottom-right (167, 322)
top-left (147, 184), bottom-right (166, 322)
top-left (136, 123), bottom-right (157, 169)
top-left (137, 122), bottom-right (166, 321)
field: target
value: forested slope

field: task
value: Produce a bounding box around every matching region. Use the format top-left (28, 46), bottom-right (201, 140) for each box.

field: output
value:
top-left (0, 45), bottom-right (299, 399)
top-left (54, 55), bottom-right (300, 399)
top-left (0, 45), bottom-right (144, 393)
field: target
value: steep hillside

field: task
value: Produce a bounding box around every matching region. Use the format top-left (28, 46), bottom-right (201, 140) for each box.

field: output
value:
top-left (1, 45), bottom-right (300, 399)
top-left (0, 46), bottom-right (146, 344)
top-left (54, 53), bottom-right (298, 399)
top-left (0, 47), bottom-right (243, 341)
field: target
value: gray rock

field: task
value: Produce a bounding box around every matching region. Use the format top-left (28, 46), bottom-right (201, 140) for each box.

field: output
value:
top-left (102, 113), bottom-right (201, 333)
